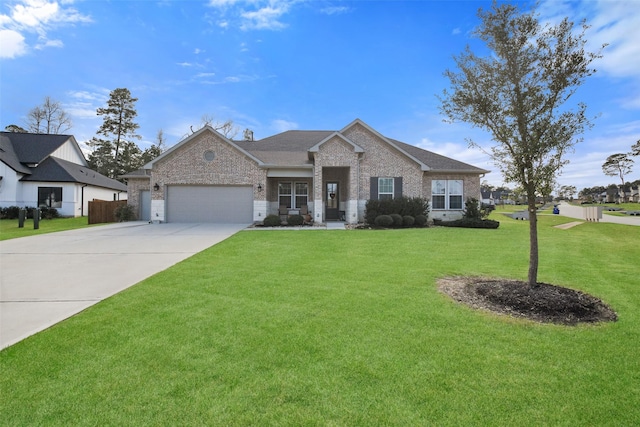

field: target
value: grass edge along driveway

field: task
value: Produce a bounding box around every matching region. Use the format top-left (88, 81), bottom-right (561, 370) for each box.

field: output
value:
top-left (1, 215), bottom-right (639, 425)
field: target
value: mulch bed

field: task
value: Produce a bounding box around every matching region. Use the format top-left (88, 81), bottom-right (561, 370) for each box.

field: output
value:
top-left (438, 277), bottom-right (617, 326)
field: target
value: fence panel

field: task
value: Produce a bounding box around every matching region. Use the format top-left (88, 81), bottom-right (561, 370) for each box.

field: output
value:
top-left (88, 200), bottom-right (127, 224)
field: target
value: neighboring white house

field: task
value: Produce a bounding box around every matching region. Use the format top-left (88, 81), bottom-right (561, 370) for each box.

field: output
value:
top-left (0, 132), bottom-right (127, 217)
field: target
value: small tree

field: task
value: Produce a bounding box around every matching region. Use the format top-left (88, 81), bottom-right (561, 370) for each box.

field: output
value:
top-left (439, 2), bottom-right (603, 287)
top-left (602, 153), bottom-right (634, 202)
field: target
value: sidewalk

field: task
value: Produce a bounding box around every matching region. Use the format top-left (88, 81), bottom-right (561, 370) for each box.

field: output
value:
top-left (557, 202), bottom-right (640, 226)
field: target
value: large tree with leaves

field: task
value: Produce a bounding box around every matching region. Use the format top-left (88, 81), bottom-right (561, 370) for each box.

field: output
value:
top-left (439, 2), bottom-right (603, 287)
top-left (26, 96), bottom-right (72, 134)
top-left (87, 88), bottom-right (141, 179)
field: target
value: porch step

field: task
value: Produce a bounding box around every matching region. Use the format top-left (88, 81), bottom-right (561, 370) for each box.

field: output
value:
top-left (326, 222), bottom-right (346, 230)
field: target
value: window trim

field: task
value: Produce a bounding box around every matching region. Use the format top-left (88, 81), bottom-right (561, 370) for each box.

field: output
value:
top-left (378, 177), bottom-right (394, 200)
top-left (278, 181), bottom-right (309, 209)
top-left (431, 179), bottom-right (464, 210)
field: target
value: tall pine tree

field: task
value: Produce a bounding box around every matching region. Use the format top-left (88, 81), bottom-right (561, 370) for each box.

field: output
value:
top-left (87, 88), bottom-right (141, 179)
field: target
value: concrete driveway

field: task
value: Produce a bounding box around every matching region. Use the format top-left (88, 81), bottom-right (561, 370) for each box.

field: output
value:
top-left (0, 221), bottom-right (247, 349)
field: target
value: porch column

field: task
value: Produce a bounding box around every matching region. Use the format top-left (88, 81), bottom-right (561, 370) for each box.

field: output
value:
top-left (313, 165), bottom-right (323, 223)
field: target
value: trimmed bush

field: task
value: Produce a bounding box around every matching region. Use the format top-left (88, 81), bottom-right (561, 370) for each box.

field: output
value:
top-left (374, 215), bottom-right (394, 227)
top-left (263, 214), bottom-right (282, 227)
top-left (114, 204), bottom-right (136, 222)
top-left (437, 218), bottom-right (500, 229)
top-left (287, 214), bottom-right (304, 226)
top-left (402, 215), bottom-right (415, 227)
top-left (390, 213), bottom-right (403, 227)
top-left (39, 207), bottom-right (60, 219)
top-left (365, 196), bottom-right (430, 225)
top-left (414, 214), bottom-right (428, 227)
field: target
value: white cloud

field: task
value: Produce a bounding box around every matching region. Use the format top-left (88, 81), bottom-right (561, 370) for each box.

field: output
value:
top-left (240, 5), bottom-right (289, 30)
top-left (0, 0), bottom-right (91, 58)
top-left (206, 0), bottom-right (296, 31)
top-left (452, 27), bottom-right (461, 35)
top-left (35, 38), bottom-right (63, 49)
top-left (271, 119), bottom-right (298, 133)
top-left (539, 0), bottom-right (640, 109)
top-left (320, 6), bottom-right (350, 15)
top-left (0, 29), bottom-right (27, 58)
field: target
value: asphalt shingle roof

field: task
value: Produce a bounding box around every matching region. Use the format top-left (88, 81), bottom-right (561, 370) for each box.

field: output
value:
top-left (0, 132), bottom-right (72, 164)
top-left (232, 129), bottom-right (488, 173)
top-left (21, 157), bottom-right (127, 191)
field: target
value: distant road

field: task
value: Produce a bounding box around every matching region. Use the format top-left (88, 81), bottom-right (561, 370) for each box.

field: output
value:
top-left (557, 202), bottom-right (640, 227)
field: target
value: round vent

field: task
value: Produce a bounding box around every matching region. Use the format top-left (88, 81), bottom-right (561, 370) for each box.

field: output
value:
top-left (203, 150), bottom-right (215, 161)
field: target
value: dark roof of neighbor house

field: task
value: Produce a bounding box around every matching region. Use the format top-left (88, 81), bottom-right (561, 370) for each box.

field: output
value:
top-left (233, 129), bottom-right (488, 173)
top-left (0, 134), bottom-right (32, 174)
top-left (0, 132), bottom-right (73, 164)
top-left (0, 132), bottom-right (126, 192)
top-left (21, 157), bottom-right (128, 191)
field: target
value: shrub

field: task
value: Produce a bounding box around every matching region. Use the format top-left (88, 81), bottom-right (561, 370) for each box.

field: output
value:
top-left (390, 213), bottom-right (403, 227)
top-left (287, 214), bottom-right (304, 226)
top-left (463, 197), bottom-right (491, 220)
top-left (0, 206), bottom-right (22, 219)
top-left (263, 214), bottom-right (282, 227)
top-left (114, 204), bottom-right (136, 222)
top-left (402, 215), bottom-right (415, 227)
top-left (438, 218), bottom-right (500, 229)
top-left (414, 214), bottom-right (428, 227)
top-left (365, 197), bottom-right (430, 225)
top-left (374, 215), bottom-right (394, 227)
top-left (39, 207), bottom-right (60, 219)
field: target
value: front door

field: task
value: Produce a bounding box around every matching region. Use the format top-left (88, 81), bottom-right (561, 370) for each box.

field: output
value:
top-left (326, 182), bottom-right (339, 221)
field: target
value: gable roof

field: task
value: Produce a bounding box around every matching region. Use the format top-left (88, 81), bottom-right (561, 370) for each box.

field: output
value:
top-left (0, 134), bottom-right (32, 174)
top-left (0, 132), bottom-right (82, 165)
top-left (145, 125), bottom-right (264, 168)
top-left (389, 138), bottom-right (489, 174)
top-left (232, 119), bottom-right (489, 174)
top-left (20, 157), bottom-right (127, 191)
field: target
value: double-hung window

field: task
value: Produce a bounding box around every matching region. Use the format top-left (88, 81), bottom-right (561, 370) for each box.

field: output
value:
top-left (431, 180), bottom-right (463, 210)
top-left (279, 182), bottom-right (308, 209)
top-left (378, 177), bottom-right (394, 200)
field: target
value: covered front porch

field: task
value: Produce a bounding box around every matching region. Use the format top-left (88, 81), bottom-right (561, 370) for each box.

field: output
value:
top-left (263, 166), bottom-right (359, 224)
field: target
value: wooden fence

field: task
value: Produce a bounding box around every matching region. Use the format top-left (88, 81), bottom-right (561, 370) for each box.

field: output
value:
top-left (88, 200), bottom-right (127, 224)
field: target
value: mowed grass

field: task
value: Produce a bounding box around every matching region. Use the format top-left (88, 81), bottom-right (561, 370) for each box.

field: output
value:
top-left (1, 214), bottom-right (639, 425)
top-left (0, 217), bottom-right (91, 241)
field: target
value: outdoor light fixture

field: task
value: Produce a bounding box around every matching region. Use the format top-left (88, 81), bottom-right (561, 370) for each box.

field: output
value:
top-left (153, 183), bottom-right (160, 191)
top-left (257, 183), bottom-right (263, 192)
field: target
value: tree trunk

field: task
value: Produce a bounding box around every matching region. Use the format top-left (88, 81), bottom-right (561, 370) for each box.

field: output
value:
top-left (527, 195), bottom-right (539, 287)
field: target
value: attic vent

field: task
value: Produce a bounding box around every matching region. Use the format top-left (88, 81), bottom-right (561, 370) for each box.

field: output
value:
top-left (243, 128), bottom-right (254, 141)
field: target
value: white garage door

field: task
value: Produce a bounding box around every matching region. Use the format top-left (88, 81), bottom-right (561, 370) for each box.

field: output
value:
top-left (166, 185), bottom-right (253, 223)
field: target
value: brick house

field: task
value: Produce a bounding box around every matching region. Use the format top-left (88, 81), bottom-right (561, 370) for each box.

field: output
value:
top-left (123, 119), bottom-right (489, 224)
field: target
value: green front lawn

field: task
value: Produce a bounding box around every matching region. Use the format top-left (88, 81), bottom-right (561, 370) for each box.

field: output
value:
top-left (1, 214), bottom-right (639, 425)
top-left (0, 217), bottom-right (92, 241)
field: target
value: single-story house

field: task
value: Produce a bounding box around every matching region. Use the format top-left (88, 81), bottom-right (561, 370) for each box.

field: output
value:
top-left (123, 119), bottom-right (489, 224)
top-left (0, 132), bottom-right (127, 217)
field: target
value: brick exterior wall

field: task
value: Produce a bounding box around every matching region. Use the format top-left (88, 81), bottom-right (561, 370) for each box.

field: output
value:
top-left (144, 132), bottom-right (266, 222)
top-left (124, 177), bottom-right (149, 219)
top-left (342, 123), bottom-right (424, 200)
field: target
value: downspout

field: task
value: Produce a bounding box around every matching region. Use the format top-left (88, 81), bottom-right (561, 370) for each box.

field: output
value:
top-left (81, 184), bottom-right (88, 216)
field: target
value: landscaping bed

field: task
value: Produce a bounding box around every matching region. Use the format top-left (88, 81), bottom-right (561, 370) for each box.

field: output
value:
top-left (439, 277), bottom-right (617, 325)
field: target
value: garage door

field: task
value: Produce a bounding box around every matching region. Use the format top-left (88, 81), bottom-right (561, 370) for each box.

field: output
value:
top-left (166, 185), bottom-right (253, 223)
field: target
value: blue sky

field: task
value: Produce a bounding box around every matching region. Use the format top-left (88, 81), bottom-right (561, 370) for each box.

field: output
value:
top-left (1, 0), bottom-right (639, 191)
